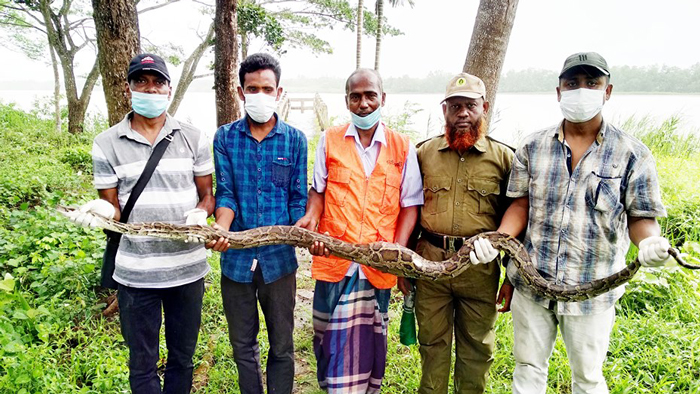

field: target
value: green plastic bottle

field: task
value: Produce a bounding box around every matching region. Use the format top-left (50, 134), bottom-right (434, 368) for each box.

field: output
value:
top-left (399, 290), bottom-right (417, 346)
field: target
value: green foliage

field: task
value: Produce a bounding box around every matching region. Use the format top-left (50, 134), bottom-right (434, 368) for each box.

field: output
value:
top-left (236, 0), bottom-right (402, 56)
top-left (624, 116), bottom-right (700, 245)
top-left (60, 146), bottom-right (93, 174)
top-left (362, 9), bottom-right (402, 37)
top-left (624, 115), bottom-right (700, 158)
top-left (0, 103), bottom-right (98, 207)
top-left (0, 102), bottom-right (128, 392)
top-left (238, 2), bottom-right (286, 52)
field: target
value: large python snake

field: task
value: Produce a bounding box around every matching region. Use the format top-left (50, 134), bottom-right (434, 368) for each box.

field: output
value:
top-left (57, 206), bottom-right (699, 302)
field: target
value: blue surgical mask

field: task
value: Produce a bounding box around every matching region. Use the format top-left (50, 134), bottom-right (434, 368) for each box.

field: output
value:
top-left (131, 90), bottom-right (169, 118)
top-left (350, 106), bottom-right (382, 130)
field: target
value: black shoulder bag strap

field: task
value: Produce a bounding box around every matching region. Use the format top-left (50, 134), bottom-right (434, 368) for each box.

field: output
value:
top-left (102, 130), bottom-right (176, 288)
top-left (121, 130), bottom-right (176, 226)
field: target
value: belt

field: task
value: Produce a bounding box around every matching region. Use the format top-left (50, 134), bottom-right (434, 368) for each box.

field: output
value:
top-left (420, 229), bottom-right (467, 253)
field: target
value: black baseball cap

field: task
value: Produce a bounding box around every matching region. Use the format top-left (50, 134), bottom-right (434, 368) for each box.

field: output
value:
top-left (559, 52), bottom-right (610, 78)
top-left (127, 53), bottom-right (170, 81)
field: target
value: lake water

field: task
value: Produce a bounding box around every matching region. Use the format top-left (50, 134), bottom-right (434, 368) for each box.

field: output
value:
top-left (2, 90), bottom-right (699, 146)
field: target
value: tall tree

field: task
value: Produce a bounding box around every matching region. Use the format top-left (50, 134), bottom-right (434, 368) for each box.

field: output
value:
top-left (92, 0), bottom-right (141, 126)
top-left (373, 0), bottom-right (381, 70)
top-left (0, 0), bottom-right (100, 134)
top-left (462, 0), bottom-right (519, 123)
top-left (214, 0), bottom-right (240, 126)
top-left (355, 0), bottom-right (363, 69)
top-left (374, 0), bottom-right (413, 71)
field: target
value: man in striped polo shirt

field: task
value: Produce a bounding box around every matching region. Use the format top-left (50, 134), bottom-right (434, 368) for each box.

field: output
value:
top-left (69, 53), bottom-right (216, 394)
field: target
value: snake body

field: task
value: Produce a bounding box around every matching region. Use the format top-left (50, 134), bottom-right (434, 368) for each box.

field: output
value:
top-left (57, 206), bottom-right (698, 302)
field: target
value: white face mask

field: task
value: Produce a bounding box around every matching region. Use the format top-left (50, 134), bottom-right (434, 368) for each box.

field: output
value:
top-left (244, 93), bottom-right (278, 123)
top-left (559, 88), bottom-right (606, 123)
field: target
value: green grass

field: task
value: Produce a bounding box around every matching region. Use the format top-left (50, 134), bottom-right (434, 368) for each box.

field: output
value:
top-left (1, 103), bottom-right (699, 393)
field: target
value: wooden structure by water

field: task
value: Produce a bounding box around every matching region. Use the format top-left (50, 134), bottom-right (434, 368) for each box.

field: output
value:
top-left (277, 92), bottom-right (329, 131)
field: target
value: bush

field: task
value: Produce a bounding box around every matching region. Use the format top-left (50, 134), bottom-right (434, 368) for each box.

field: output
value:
top-left (60, 146), bottom-right (93, 174)
top-left (0, 103), bottom-right (98, 207)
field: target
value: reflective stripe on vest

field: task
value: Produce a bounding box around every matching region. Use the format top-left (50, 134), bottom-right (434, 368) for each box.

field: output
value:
top-left (312, 124), bottom-right (409, 289)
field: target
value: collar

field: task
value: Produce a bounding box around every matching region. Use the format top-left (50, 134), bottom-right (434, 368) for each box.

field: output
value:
top-left (117, 111), bottom-right (180, 145)
top-left (436, 133), bottom-right (488, 153)
top-left (554, 119), bottom-right (607, 145)
top-left (345, 122), bottom-right (387, 147)
top-left (239, 113), bottom-right (281, 137)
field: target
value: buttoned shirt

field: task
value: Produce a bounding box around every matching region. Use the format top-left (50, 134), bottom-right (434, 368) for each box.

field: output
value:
top-left (92, 112), bottom-right (214, 288)
top-left (214, 114), bottom-right (308, 284)
top-left (312, 122), bottom-right (424, 277)
top-left (506, 120), bottom-right (666, 315)
top-left (416, 134), bottom-right (514, 262)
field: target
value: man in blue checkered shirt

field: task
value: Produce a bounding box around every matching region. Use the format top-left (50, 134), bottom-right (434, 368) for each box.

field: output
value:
top-left (212, 53), bottom-right (307, 394)
top-left (481, 52), bottom-right (672, 394)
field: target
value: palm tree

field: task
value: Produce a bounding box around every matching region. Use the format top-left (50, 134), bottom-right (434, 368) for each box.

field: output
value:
top-left (374, 0), bottom-right (414, 71)
top-left (356, 0), bottom-right (364, 69)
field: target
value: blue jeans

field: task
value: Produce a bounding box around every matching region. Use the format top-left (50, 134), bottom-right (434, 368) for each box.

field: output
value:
top-left (221, 269), bottom-right (296, 394)
top-left (118, 278), bottom-right (205, 394)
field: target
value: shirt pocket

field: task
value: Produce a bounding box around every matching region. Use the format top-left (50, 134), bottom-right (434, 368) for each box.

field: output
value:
top-left (326, 165), bottom-right (351, 206)
top-left (423, 176), bottom-right (452, 215)
top-left (467, 178), bottom-right (501, 215)
top-left (380, 171), bottom-right (402, 214)
top-left (585, 172), bottom-right (624, 214)
top-left (271, 159), bottom-right (292, 188)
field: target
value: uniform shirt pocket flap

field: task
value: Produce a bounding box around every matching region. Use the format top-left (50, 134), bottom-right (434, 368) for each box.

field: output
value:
top-left (468, 178), bottom-right (500, 196)
top-left (424, 176), bottom-right (452, 192)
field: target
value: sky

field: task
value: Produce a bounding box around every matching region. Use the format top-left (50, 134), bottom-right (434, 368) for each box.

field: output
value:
top-left (2, 0), bottom-right (700, 84)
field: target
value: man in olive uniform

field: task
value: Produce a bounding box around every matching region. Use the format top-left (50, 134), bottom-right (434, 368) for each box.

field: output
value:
top-left (398, 73), bottom-right (514, 394)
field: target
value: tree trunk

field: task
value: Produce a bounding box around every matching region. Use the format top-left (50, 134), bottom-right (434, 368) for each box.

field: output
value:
top-left (61, 58), bottom-right (100, 134)
top-left (462, 0), bottom-right (519, 125)
top-left (49, 45), bottom-right (62, 132)
top-left (95, 0), bottom-right (183, 123)
top-left (356, 0), bottom-right (363, 69)
top-left (169, 22), bottom-right (215, 115)
top-left (92, 0), bottom-right (141, 126)
top-left (241, 32), bottom-right (249, 60)
top-left (215, 0), bottom-right (241, 127)
top-left (374, 0), bottom-right (383, 71)
top-left (37, 0), bottom-right (85, 134)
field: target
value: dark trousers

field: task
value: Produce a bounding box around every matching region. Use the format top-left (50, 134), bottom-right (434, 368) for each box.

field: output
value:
top-left (221, 269), bottom-right (296, 394)
top-left (118, 279), bottom-right (205, 394)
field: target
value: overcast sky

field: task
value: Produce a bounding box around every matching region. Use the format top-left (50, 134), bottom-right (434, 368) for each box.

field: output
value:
top-left (2, 0), bottom-right (700, 83)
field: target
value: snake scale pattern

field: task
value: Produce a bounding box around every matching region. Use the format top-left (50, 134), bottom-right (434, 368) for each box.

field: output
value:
top-left (57, 206), bottom-right (699, 302)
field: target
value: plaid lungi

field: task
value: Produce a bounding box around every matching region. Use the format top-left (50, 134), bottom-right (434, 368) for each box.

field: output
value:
top-left (313, 268), bottom-right (391, 393)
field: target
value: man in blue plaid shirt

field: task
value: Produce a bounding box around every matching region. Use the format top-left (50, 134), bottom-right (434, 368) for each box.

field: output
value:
top-left (212, 53), bottom-right (307, 394)
top-left (481, 52), bottom-right (672, 394)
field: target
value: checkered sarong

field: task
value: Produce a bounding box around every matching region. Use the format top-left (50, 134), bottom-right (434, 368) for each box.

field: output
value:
top-left (312, 269), bottom-right (391, 393)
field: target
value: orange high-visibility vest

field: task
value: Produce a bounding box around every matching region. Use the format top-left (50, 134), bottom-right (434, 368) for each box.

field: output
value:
top-left (312, 124), bottom-right (409, 289)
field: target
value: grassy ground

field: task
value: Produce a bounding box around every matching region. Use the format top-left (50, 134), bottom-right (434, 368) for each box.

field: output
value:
top-left (1, 103), bottom-right (699, 393)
